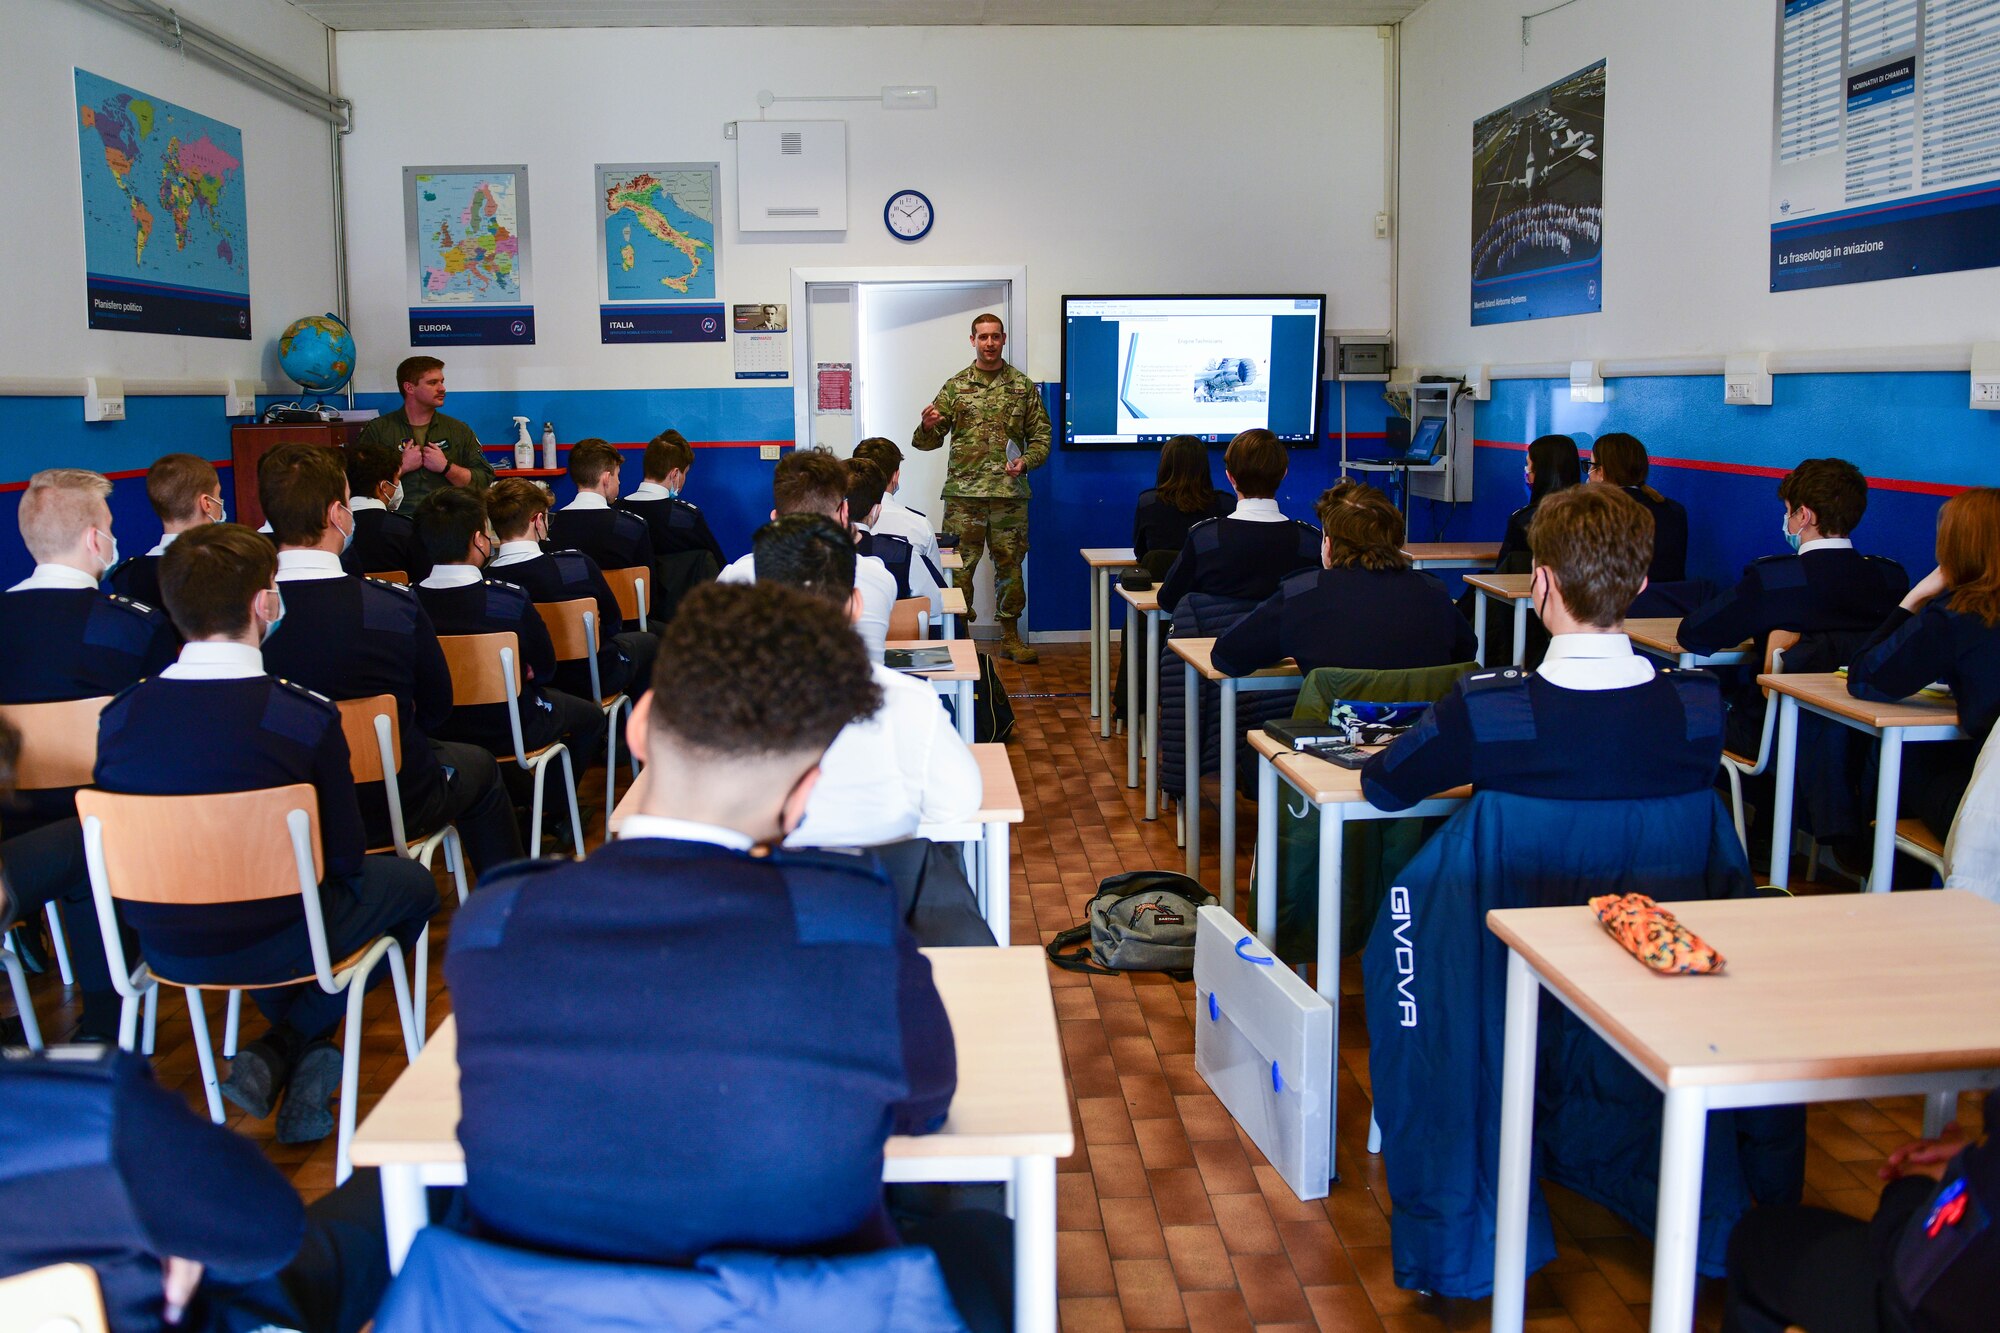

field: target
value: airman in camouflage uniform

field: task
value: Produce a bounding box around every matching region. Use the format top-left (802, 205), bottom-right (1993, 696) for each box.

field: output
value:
top-left (912, 313), bottom-right (1051, 663)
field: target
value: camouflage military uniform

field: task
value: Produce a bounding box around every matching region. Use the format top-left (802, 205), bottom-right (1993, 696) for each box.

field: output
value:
top-left (910, 361), bottom-right (1051, 638)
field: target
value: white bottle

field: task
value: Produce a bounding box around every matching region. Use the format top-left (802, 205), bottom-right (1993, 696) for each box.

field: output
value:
top-left (512, 416), bottom-right (534, 470)
top-left (541, 422), bottom-right (558, 470)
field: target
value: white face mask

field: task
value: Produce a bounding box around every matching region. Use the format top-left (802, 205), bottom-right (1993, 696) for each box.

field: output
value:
top-left (259, 586), bottom-right (285, 643)
top-left (202, 493), bottom-right (227, 524)
top-left (333, 503), bottom-right (355, 553)
top-left (388, 483), bottom-right (404, 512)
top-left (95, 526), bottom-right (119, 575)
top-left (1781, 508), bottom-right (1801, 552)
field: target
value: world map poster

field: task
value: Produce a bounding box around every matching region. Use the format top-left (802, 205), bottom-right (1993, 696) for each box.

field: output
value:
top-left (75, 68), bottom-right (250, 339)
top-left (403, 164), bottom-right (535, 346)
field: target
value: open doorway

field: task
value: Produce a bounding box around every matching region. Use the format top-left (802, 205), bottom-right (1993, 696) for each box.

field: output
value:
top-left (791, 266), bottom-right (1027, 635)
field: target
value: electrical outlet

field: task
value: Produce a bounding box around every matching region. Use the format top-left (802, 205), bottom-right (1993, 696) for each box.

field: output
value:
top-left (83, 376), bottom-right (125, 423)
top-left (225, 379), bottom-right (257, 417)
top-left (760, 444), bottom-right (780, 460)
top-left (1374, 212), bottom-right (1391, 239)
top-left (724, 122), bottom-right (738, 140)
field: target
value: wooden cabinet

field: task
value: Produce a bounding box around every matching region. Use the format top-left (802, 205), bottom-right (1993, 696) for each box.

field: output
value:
top-left (228, 422), bottom-right (364, 529)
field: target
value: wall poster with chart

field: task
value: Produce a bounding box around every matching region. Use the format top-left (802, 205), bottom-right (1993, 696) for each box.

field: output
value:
top-left (1771, 0), bottom-right (2000, 292)
top-left (403, 164), bottom-right (533, 345)
top-left (1470, 60), bottom-right (1605, 326)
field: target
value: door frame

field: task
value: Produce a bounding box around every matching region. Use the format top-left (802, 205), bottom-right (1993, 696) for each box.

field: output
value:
top-left (788, 265), bottom-right (1029, 452)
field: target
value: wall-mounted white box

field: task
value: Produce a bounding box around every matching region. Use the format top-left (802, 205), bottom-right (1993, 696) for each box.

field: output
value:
top-left (1568, 360), bottom-right (1603, 403)
top-left (83, 376), bottom-right (124, 423)
top-left (1724, 352), bottom-right (1773, 406)
top-left (737, 120), bottom-right (848, 232)
top-left (1972, 343), bottom-right (2000, 410)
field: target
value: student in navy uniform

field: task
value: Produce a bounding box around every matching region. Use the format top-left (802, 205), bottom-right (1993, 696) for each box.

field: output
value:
top-left (1134, 434), bottom-right (1235, 561)
top-left (1364, 484), bottom-right (1724, 811)
top-left (548, 438), bottom-right (656, 578)
top-left (854, 436), bottom-right (945, 577)
top-left (1847, 487), bottom-right (2000, 841)
top-left (412, 487), bottom-right (606, 787)
top-left (1214, 480), bottom-right (1476, 678)
top-left (616, 428), bottom-right (727, 568)
top-left (1157, 428), bottom-right (1320, 611)
top-left (848, 456), bottom-right (945, 612)
top-left (1589, 432), bottom-right (1688, 583)
top-left (1492, 434), bottom-right (1582, 572)
top-left (95, 523), bottom-right (437, 1141)
top-left (340, 439), bottom-right (431, 582)
top-left (485, 478), bottom-right (658, 701)
top-left (254, 443), bottom-right (524, 875)
top-left (445, 582), bottom-right (1008, 1331)
top-left (0, 1046), bottom-right (395, 1333)
top-left (105, 452), bottom-right (228, 614)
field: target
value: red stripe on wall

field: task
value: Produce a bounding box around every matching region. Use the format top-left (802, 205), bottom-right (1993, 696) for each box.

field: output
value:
top-left (479, 440), bottom-right (785, 455)
top-left (1467, 437), bottom-right (1967, 497)
top-left (0, 459), bottom-right (233, 493)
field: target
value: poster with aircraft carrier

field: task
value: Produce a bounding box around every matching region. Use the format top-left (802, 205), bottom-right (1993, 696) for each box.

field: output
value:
top-left (1771, 0), bottom-right (2000, 292)
top-left (1471, 61), bottom-right (1605, 326)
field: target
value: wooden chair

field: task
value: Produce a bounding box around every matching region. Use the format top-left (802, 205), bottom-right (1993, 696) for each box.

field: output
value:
top-left (75, 785), bottom-right (423, 1184)
top-left (888, 597), bottom-right (929, 641)
top-left (1894, 819), bottom-right (1947, 878)
top-left (368, 569), bottom-right (409, 585)
top-left (536, 599), bottom-right (633, 844)
top-left (436, 632), bottom-right (584, 859)
top-left (337, 695), bottom-right (470, 1034)
top-left (601, 565), bottom-right (650, 630)
top-left (0, 697), bottom-right (112, 993)
top-left (0, 1262), bottom-right (109, 1333)
top-left (1720, 629), bottom-right (1800, 853)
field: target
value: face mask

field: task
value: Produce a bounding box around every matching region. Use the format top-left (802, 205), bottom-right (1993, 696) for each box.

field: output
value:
top-left (665, 485), bottom-right (680, 500)
top-left (260, 587), bottom-right (286, 644)
top-left (388, 484), bottom-right (404, 512)
top-left (1781, 508), bottom-right (1801, 552)
top-left (96, 527), bottom-right (119, 575)
top-left (203, 494), bottom-right (227, 524)
top-left (333, 503), bottom-right (355, 553)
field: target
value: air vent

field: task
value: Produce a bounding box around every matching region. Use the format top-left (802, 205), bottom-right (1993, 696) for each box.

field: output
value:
top-left (781, 131), bottom-right (803, 155)
top-left (767, 206), bottom-right (819, 218)
top-left (736, 121), bottom-right (848, 232)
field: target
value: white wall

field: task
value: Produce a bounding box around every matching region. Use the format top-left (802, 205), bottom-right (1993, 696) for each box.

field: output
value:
top-left (1, 0), bottom-right (339, 384)
top-left (1396, 0), bottom-right (2000, 367)
top-left (332, 25), bottom-right (1394, 393)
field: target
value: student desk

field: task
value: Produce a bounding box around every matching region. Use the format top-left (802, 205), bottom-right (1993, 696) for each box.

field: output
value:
top-left (1761, 671), bottom-right (1962, 893)
top-left (937, 586), bottom-right (968, 640)
top-left (1401, 541), bottom-right (1501, 571)
top-left (1625, 618), bottom-right (1751, 669)
top-left (606, 743), bottom-right (1024, 943)
top-left (1170, 637), bottom-right (1300, 908)
top-left (350, 946), bottom-right (1074, 1333)
top-left (1115, 584), bottom-right (1168, 814)
top-left (1487, 890), bottom-right (2000, 1333)
top-left (889, 638), bottom-right (980, 744)
top-left (1080, 547), bottom-right (1137, 738)
top-left (1464, 572), bottom-right (1535, 667)
top-left (940, 549), bottom-right (962, 582)
top-left (1249, 730), bottom-right (1468, 1174)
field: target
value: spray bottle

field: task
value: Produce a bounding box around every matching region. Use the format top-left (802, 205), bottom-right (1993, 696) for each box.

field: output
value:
top-left (512, 416), bottom-right (534, 469)
top-left (541, 422), bottom-right (558, 471)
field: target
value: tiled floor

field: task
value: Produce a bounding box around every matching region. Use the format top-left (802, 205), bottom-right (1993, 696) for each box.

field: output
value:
top-left (8, 640), bottom-right (1984, 1330)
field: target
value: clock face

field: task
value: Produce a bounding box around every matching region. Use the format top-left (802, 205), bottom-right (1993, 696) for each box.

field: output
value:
top-left (885, 190), bottom-right (933, 241)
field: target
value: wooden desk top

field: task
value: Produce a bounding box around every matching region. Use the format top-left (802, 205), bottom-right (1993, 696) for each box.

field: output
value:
top-left (887, 638), bottom-right (979, 682)
top-left (1402, 542), bottom-right (1502, 564)
top-left (1080, 547), bottom-right (1138, 567)
top-left (940, 551), bottom-right (963, 571)
top-left (1757, 671), bottom-right (1961, 732)
top-left (939, 587), bottom-right (968, 617)
top-left (1168, 636), bottom-right (1300, 683)
top-left (1115, 585), bottom-right (1162, 614)
top-left (351, 947), bottom-right (1075, 1168)
top-left (1463, 572), bottom-right (1534, 600)
top-left (1488, 891), bottom-right (2000, 1088)
top-left (1624, 619), bottom-right (1749, 661)
top-left (1249, 729), bottom-right (1470, 806)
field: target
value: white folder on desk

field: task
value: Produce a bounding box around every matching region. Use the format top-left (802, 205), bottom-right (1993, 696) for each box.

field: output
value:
top-left (1192, 906), bottom-right (1332, 1200)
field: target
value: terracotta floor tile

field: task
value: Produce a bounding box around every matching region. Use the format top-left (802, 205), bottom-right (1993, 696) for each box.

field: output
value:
top-left (1092, 1143), bottom-right (1153, 1199)
top-left (1255, 1163), bottom-right (1327, 1222)
top-left (1230, 1252), bottom-right (1314, 1324)
top-left (1060, 1169), bottom-right (1103, 1230)
top-left (1163, 1224), bottom-right (1237, 1290)
top-left (1115, 1258), bottom-right (1189, 1329)
top-left (1122, 1072), bottom-right (1181, 1121)
top-left (1060, 1229), bottom-right (1119, 1297)
top-left (1101, 1195), bottom-right (1169, 1260)
top-left (1303, 1283), bottom-right (1385, 1333)
top-left (1061, 1295), bottom-right (1127, 1333)
top-left (1081, 1095), bottom-right (1138, 1146)
top-left (1150, 1166), bottom-right (1218, 1225)
top-left (1179, 1288), bottom-right (1255, 1333)
top-left (1277, 1218), bottom-right (1357, 1288)
top-left (1210, 1191), bottom-right (1285, 1254)
top-left (1177, 1092), bottom-right (1239, 1141)
top-left (1192, 1137), bottom-right (1261, 1196)
top-left (1545, 1270), bottom-right (1644, 1332)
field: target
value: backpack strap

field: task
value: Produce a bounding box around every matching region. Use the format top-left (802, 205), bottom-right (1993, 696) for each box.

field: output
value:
top-left (1044, 923), bottom-right (1117, 975)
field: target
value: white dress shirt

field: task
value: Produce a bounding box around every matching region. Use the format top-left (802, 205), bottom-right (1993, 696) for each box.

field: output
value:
top-left (347, 496), bottom-right (388, 514)
top-left (1797, 537), bottom-right (1854, 554)
top-left (488, 540), bottom-right (544, 569)
top-left (625, 481), bottom-right (673, 502)
top-left (562, 492), bottom-right (611, 511)
top-left (1229, 497), bottom-right (1287, 523)
top-left (8, 564), bottom-right (101, 592)
top-left (274, 549), bottom-right (347, 582)
top-left (857, 521), bottom-right (945, 617)
top-left (160, 640), bottom-right (265, 681)
top-left (617, 813), bottom-right (756, 850)
top-left (146, 532), bottom-right (182, 558)
top-left (788, 662), bottom-right (983, 849)
top-left (717, 552), bottom-right (895, 664)
top-left (1534, 633), bottom-right (1658, 692)
top-left (420, 563), bottom-right (484, 591)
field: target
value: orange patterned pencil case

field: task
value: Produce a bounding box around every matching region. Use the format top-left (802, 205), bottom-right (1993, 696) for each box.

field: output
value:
top-left (1588, 893), bottom-right (1726, 975)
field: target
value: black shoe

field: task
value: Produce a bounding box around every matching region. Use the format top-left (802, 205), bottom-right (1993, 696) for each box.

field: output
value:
top-left (220, 1037), bottom-right (293, 1120)
top-left (275, 1040), bottom-right (343, 1144)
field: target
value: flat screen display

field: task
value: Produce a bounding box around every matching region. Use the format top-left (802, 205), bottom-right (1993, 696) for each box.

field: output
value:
top-left (1061, 295), bottom-right (1325, 448)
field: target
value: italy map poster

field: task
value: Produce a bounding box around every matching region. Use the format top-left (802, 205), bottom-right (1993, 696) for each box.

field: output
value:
top-left (1471, 61), bottom-right (1606, 326)
top-left (1770, 0), bottom-right (2000, 292)
top-left (75, 69), bottom-right (251, 339)
top-left (402, 164), bottom-right (534, 346)
top-left (595, 161), bottom-right (725, 344)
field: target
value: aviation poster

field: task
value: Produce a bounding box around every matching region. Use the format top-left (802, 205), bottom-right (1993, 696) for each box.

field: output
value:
top-left (1471, 61), bottom-right (1606, 326)
top-left (1770, 0), bottom-right (2000, 292)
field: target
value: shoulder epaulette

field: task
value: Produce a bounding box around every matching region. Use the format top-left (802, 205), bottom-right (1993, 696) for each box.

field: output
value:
top-left (363, 576), bottom-right (415, 594)
top-left (102, 593), bottom-right (157, 617)
top-left (105, 676), bottom-right (151, 709)
top-left (271, 676), bottom-right (334, 707)
top-left (1188, 518), bottom-right (1223, 554)
top-left (1280, 568), bottom-right (1321, 600)
top-left (1464, 666), bottom-right (1529, 692)
top-left (1461, 667), bottom-right (1537, 741)
top-left (486, 577), bottom-right (526, 594)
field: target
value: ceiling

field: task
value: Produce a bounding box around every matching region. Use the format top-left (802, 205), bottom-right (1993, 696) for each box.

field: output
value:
top-left (286, 0), bottom-right (1422, 30)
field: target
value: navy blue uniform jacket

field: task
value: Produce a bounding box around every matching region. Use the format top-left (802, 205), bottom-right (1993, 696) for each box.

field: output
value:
top-left (445, 837), bottom-right (955, 1265)
top-left (1132, 488), bottom-right (1233, 560)
top-left (1624, 487), bottom-right (1690, 584)
top-left (1848, 601), bottom-right (2000, 744)
top-left (104, 556), bottom-right (166, 619)
top-left (491, 549), bottom-right (637, 698)
top-left (1678, 547), bottom-right (1909, 658)
top-left (548, 506), bottom-right (656, 578)
top-left (342, 507), bottom-right (432, 583)
top-left (415, 576), bottom-right (567, 755)
top-left (1158, 514), bottom-right (1320, 612)
top-left (0, 1049), bottom-right (305, 1333)
top-left (617, 494), bottom-right (727, 568)
top-left (1212, 566), bottom-right (1477, 679)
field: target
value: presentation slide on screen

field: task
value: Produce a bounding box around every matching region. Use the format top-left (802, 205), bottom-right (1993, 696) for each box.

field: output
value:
top-left (1063, 298), bottom-right (1322, 446)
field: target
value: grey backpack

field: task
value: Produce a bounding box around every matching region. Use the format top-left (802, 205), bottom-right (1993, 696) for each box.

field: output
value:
top-left (1044, 871), bottom-right (1218, 978)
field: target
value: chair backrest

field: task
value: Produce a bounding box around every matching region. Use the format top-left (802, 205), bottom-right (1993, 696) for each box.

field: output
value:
top-left (0, 1262), bottom-right (110, 1333)
top-left (601, 565), bottom-right (649, 627)
top-left (74, 785), bottom-right (323, 904)
top-left (534, 599), bottom-right (600, 665)
top-left (335, 694), bottom-right (404, 783)
top-left (370, 569), bottom-right (410, 585)
top-left (438, 632), bottom-right (523, 708)
top-left (888, 597), bottom-right (927, 640)
top-left (1759, 629), bottom-right (1801, 700)
top-left (0, 696), bottom-right (111, 791)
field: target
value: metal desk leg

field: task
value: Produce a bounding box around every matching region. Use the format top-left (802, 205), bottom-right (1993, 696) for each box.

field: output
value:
top-left (1511, 597), bottom-right (1528, 668)
top-left (1098, 572), bottom-right (1113, 739)
top-left (1145, 612), bottom-right (1162, 821)
top-left (1089, 569), bottom-right (1104, 722)
top-left (1185, 660), bottom-right (1200, 880)
top-left (1768, 696), bottom-right (1800, 889)
top-left (941, 612), bottom-right (956, 641)
top-left (1126, 617), bottom-right (1141, 788)
top-left (1474, 592), bottom-right (1489, 667)
top-left (381, 1164), bottom-right (428, 1273)
top-left (956, 680), bottom-right (975, 744)
top-left (1256, 755), bottom-right (1279, 946)
top-left (1317, 802), bottom-right (1345, 1178)
top-left (1924, 1088), bottom-right (1957, 1139)
top-left (1648, 1087), bottom-right (1711, 1333)
top-left (1014, 1155), bottom-right (1058, 1333)
top-left (1869, 729), bottom-right (1904, 894)
top-left (1490, 949), bottom-right (1542, 1333)
top-left (1219, 679), bottom-right (1238, 909)
top-left (985, 818), bottom-right (1011, 945)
